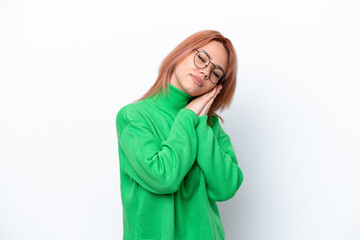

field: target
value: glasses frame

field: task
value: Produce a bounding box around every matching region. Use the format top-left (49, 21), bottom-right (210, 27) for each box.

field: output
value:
top-left (192, 48), bottom-right (226, 85)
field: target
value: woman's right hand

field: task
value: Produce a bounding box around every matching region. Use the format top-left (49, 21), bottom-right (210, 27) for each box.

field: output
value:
top-left (185, 85), bottom-right (221, 116)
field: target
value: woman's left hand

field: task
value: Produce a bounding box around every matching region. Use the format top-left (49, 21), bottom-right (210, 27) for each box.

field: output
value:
top-left (199, 84), bottom-right (222, 116)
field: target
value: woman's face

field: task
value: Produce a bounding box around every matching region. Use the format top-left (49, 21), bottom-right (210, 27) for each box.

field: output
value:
top-left (170, 40), bottom-right (228, 97)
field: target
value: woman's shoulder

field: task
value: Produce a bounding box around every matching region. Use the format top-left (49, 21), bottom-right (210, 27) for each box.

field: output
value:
top-left (116, 101), bottom-right (148, 125)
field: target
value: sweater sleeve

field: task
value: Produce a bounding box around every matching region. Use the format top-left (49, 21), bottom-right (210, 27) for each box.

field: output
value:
top-left (195, 115), bottom-right (244, 202)
top-left (116, 106), bottom-right (200, 195)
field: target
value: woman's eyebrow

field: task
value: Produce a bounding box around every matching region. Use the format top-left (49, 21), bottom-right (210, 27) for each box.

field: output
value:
top-left (215, 64), bottom-right (225, 73)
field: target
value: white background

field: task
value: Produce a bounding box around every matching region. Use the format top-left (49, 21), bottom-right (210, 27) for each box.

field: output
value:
top-left (1, 0), bottom-right (359, 239)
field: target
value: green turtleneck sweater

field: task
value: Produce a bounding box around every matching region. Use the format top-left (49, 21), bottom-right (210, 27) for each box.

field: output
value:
top-left (115, 83), bottom-right (244, 240)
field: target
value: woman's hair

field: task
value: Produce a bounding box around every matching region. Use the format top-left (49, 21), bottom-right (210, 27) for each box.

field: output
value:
top-left (133, 29), bottom-right (238, 127)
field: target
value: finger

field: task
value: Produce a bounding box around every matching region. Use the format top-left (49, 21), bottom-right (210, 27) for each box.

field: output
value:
top-left (209, 86), bottom-right (218, 98)
top-left (199, 106), bottom-right (206, 116)
top-left (202, 87), bottom-right (217, 102)
top-left (200, 88), bottom-right (220, 116)
top-left (199, 87), bottom-right (215, 99)
top-left (212, 87), bottom-right (221, 99)
top-left (200, 86), bottom-right (219, 107)
top-left (207, 93), bottom-right (217, 106)
top-left (200, 99), bottom-right (212, 116)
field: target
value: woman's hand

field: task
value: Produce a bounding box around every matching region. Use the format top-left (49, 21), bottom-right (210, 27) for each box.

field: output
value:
top-left (199, 84), bottom-right (222, 116)
top-left (185, 84), bottom-right (223, 116)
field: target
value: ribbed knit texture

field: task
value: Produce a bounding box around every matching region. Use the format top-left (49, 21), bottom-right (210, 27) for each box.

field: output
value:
top-left (115, 83), bottom-right (244, 240)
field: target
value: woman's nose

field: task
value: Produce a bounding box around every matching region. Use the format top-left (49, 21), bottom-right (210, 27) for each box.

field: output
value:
top-left (201, 65), bottom-right (212, 80)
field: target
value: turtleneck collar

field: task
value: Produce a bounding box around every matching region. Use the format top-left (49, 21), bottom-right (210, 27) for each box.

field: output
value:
top-left (151, 82), bottom-right (193, 111)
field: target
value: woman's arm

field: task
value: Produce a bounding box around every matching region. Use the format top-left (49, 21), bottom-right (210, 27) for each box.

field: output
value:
top-left (195, 115), bottom-right (244, 201)
top-left (116, 106), bottom-right (200, 195)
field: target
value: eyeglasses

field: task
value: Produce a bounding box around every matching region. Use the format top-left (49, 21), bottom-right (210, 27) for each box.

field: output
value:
top-left (193, 49), bottom-right (226, 85)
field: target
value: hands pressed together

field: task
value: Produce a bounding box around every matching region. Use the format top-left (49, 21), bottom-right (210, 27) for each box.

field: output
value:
top-left (185, 84), bottom-right (223, 117)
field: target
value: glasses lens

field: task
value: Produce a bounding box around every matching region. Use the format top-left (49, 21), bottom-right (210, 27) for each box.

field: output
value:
top-left (194, 51), bottom-right (208, 68)
top-left (210, 68), bottom-right (224, 84)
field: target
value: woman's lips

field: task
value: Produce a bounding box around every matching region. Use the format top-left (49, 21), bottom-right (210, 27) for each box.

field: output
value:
top-left (191, 74), bottom-right (203, 87)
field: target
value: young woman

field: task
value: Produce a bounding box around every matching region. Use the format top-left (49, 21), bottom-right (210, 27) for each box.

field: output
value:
top-left (115, 30), bottom-right (244, 240)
